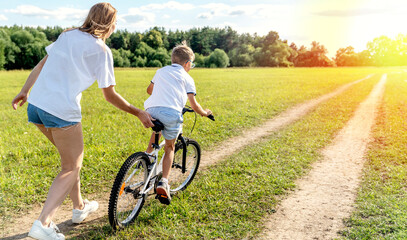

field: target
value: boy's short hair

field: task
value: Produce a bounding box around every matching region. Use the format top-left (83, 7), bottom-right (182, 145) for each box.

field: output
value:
top-left (171, 41), bottom-right (195, 65)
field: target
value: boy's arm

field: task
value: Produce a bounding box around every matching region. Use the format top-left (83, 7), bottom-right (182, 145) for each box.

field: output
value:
top-left (187, 93), bottom-right (212, 117)
top-left (147, 82), bottom-right (154, 95)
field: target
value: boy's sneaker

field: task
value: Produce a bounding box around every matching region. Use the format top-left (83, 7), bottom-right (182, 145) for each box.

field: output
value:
top-left (156, 180), bottom-right (171, 205)
top-left (28, 220), bottom-right (65, 240)
top-left (72, 199), bottom-right (99, 224)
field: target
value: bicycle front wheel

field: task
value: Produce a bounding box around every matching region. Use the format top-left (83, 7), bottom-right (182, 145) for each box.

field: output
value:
top-left (108, 152), bottom-right (149, 230)
top-left (170, 138), bottom-right (201, 193)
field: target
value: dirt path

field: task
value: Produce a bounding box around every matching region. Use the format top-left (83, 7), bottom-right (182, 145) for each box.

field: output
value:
top-left (260, 74), bottom-right (387, 240)
top-left (1, 75), bottom-right (372, 240)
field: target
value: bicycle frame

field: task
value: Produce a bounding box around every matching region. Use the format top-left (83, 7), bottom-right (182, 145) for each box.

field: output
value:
top-left (138, 127), bottom-right (185, 196)
top-left (125, 106), bottom-right (201, 197)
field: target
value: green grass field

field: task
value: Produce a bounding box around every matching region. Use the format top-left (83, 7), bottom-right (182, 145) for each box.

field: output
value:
top-left (1, 67), bottom-right (406, 239)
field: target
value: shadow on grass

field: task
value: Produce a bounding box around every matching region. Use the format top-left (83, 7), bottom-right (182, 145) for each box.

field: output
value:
top-left (0, 232), bottom-right (29, 240)
top-left (69, 201), bottom-right (167, 240)
top-left (67, 217), bottom-right (113, 240)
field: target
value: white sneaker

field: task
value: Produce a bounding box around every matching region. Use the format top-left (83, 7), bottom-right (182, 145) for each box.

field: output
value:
top-left (28, 220), bottom-right (65, 240)
top-left (72, 199), bottom-right (99, 224)
top-left (156, 180), bottom-right (171, 205)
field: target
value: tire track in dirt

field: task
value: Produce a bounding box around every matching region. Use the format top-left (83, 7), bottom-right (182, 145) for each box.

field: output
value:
top-left (200, 75), bottom-right (373, 170)
top-left (260, 74), bottom-right (387, 240)
top-left (1, 75), bottom-right (373, 240)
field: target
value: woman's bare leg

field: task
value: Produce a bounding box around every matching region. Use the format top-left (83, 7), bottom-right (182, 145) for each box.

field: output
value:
top-left (37, 123), bottom-right (84, 226)
top-left (34, 124), bottom-right (55, 145)
top-left (69, 176), bottom-right (84, 210)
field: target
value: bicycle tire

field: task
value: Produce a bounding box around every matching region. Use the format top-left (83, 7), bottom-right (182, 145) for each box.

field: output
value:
top-left (170, 138), bottom-right (201, 193)
top-left (108, 152), bottom-right (150, 230)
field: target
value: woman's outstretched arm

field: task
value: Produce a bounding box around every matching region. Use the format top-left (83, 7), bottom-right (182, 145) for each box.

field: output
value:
top-left (102, 85), bottom-right (154, 128)
top-left (12, 55), bottom-right (48, 110)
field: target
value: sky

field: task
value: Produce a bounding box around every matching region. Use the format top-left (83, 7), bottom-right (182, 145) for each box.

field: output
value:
top-left (0, 0), bottom-right (406, 57)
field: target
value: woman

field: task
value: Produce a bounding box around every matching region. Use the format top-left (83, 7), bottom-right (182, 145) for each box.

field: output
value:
top-left (11, 3), bottom-right (153, 239)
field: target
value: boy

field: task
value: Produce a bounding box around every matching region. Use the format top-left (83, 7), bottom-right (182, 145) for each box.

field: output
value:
top-left (144, 41), bottom-right (212, 204)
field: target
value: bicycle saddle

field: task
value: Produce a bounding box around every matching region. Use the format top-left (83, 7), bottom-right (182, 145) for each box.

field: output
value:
top-left (152, 119), bottom-right (165, 132)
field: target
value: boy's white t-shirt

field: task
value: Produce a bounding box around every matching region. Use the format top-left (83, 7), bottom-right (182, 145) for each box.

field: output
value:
top-left (144, 64), bottom-right (196, 113)
top-left (28, 29), bottom-right (115, 122)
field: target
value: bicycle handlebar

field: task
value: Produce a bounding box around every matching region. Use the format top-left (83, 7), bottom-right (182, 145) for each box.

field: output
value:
top-left (182, 107), bottom-right (195, 114)
top-left (182, 107), bottom-right (215, 121)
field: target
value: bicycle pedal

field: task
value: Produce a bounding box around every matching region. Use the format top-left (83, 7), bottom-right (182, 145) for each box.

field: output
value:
top-left (156, 194), bottom-right (171, 205)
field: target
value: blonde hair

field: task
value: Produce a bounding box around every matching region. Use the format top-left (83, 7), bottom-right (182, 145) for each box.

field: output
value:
top-left (78, 2), bottom-right (117, 41)
top-left (171, 41), bottom-right (195, 65)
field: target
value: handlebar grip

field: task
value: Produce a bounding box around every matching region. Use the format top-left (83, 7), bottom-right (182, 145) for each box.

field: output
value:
top-left (207, 114), bottom-right (215, 121)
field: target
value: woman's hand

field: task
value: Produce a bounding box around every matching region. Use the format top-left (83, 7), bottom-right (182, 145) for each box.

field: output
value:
top-left (204, 109), bottom-right (212, 117)
top-left (12, 92), bottom-right (28, 110)
top-left (136, 110), bottom-right (155, 128)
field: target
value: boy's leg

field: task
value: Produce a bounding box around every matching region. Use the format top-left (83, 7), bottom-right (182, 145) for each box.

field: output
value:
top-left (162, 139), bottom-right (176, 179)
top-left (156, 138), bottom-right (176, 205)
top-left (145, 132), bottom-right (161, 154)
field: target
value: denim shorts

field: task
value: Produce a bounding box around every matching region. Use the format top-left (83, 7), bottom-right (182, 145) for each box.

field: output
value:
top-left (146, 107), bottom-right (183, 140)
top-left (27, 103), bottom-right (79, 128)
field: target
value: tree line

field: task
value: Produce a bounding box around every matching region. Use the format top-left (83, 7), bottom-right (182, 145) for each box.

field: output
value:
top-left (0, 25), bottom-right (406, 70)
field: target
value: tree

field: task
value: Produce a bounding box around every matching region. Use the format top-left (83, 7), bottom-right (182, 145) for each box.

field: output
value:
top-left (287, 43), bottom-right (299, 64)
top-left (228, 44), bottom-right (255, 67)
top-left (213, 26), bottom-right (239, 53)
top-left (129, 33), bottom-right (143, 52)
top-left (11, 30), bottom-right (34, 46)
top-left (294, 42), bottom-right (334, 67)
top-left (111, 48), bottom-right (132, 67)
top-left (108, 31), bottom-right (128, 50)
top-left (335, 46), bottom-right (359, 66)
top-left (152, 47), bottom-right (171, 66)
top-left (42, 26), bottom-right (63, 42)
top-left (254, 31), bottom-right (293, 67)
top-left (167, 29), bottom-right (188, 50)
top-left (189, 27), bottom-right (214, 55)
top-left (395, 34), bottom-right (407, 65)
top-left (133, 42), bottom-right (155, 59)
top-left (207, 49), bottom-right (229, 68)
top-left (111, 48), bottom-right (124, 67)
top-left (358, 50), bottom-right (373, 66)
top-left (147, 59), bottom-right (162, 67)
top-left (9, 29), bottom-right (49, 69)
top-left (367, 36), bottom-right (392, 66)
top-left (194, 53), bottom-right (205, 67)
top-left (144, 29), bottom-right (163, 49)
top-left (8, 24), bottom-right (407, 69)
top-left (0, 39), bottom-right (5, 69)
top-left (132, 56), bottom-right (147, 67)
top-left (367, 34), bottom-right (407, 66)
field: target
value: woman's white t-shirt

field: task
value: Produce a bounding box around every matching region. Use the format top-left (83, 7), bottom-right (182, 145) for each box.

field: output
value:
top-left (144, 64), bottom-right (196, 113)
top-left (28, 29), bottom-right (115, 122)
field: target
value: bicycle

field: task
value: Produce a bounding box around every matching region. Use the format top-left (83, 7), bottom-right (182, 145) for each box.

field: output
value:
top-left (108, 106), bottom-right (214, 230)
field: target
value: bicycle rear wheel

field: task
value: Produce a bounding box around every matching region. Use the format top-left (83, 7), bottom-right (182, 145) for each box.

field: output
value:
top-left (170, 138), bottom-right (200, 193)
top-left (108, 152), bottom-right (149, 230)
